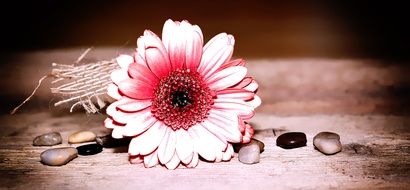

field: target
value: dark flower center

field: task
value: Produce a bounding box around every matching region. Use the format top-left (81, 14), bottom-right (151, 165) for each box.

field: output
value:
top-left (151, 69), bottom-right (214, 130)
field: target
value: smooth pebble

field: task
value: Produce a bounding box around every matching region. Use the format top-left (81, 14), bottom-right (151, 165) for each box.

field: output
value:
top-left (40, 147), bottom-right (78, 166)
top-left (68, 131), bottom-right (96, 144)
top-left (33, 132), bottom-right (62, 146)
top-left (76, 143), bottom-right (103, 156)
top-left (276, 132), bottom-right (307, 149)
top-left (238, 144), bottom-right (260, 164)
top-left (313, 132), bottom-right (342, 155)
top-left (233, 138), bottom-right (265, 153)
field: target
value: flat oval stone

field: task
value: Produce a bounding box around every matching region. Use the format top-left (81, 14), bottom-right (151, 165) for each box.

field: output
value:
top-left (238, 144), bottom-right (260, 164)
top-left (40, 147), bottom-right (78, 166)
top-left (313, 132), bottom-right (342, 155)
top-left (68, 131), bottom-right (97, 144)
top-left (76, 143), bottom-right (103, 156)
top-left (96, 135), bottom-right (131, 148)
top-left (276, 132), bottom-right (307, 149)
top-left (233, 138), bottom-right (265, 153)
top-left (33, 132), bottom-right (62, 146)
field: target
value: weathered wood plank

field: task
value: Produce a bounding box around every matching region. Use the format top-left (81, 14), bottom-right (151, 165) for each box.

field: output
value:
top-left (0, 112), bottom-right (409, 189)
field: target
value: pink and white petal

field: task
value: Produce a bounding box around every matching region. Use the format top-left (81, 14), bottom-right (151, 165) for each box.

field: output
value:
top-left (162, 20), bottom-right (185, 70)
top-left (198, 33), bottom-right (234, 78)
top-left (215, 151), bottom-right (223, 163)
top-left (111, 69), bottom-right (129, 85)
top-left (104, 117), bottom-right (125, 131)
top-left (222, 144), bottom-right (234, 161)
top-left (202, 33), bottom-right (227, 52)
top-left (116, 98), bottom-right (152, 112)
top-left (145, 47), bottom-right (172, 79)
top-left (158, 128), bottom-right (176, 164)
top-left (246, 95), bottom-right (262, 109)
top-left (242, 123), bottom-right (254, 143)
top-left (129, 155), bottom-right (144, 164)
top-left (116, 54), bottom-right (134, 69)
top-left (144, 150), bottom-right (159, 168)
top-left (105, 100), bottom-right (121, 117)
top-left (244, 80), bottom-right (259, 92)
top-left (118, 78), bottom-right (154, 100)
top-left (217, 88), bottom-right (254, 101)
top-left (165, 152), bottom-right (180, 170)
top-left (200, 118), bottom-right (241, 143)
top-left (219, 58), bottom-right (245, 71)
top-left (231, 77), bottom-right (253, 89)
top-left (112, 127), bottom-right (123, 139)
top-left (107, 83), bottom-right (122, 100)
top-left (189, 124), bottom-right (227, 161)
top-left (213, 99), bottom-right (254, 118)
top-left (112, 107), bottom-right (149, 124)
top-left (207, 66), bottom-right (247, 91)
top-left (128, 121), bottom-right (166, 156)
top-left (122, 109), bottom-right (158, 136)
top-left (175, 129), bottom-right (194, 164)
top-left (185, 26), bottom-right (203, 71)
top-left (186, 152), bottom-right (199, 168)
top-left (128, 63), bottom-right (159, 87)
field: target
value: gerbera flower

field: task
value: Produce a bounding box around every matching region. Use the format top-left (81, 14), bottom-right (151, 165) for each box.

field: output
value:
top-left (104, 19), bottom-right (261, 169)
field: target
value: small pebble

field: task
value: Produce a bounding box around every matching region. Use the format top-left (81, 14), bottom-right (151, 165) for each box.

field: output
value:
top-left (68, 131), bottom-right (96, 144)
top-left (33, 132), bottom-right (62, 146)
top-left (238, 144), bottom-right (260, 164)
top-left (313, 132), bottom-right (342, 155)
top-left (76, 143), bottom-right (103, 156)
top-left (40, 147), bottom-right (78, 166)
top-left (96, 135), bottom-right (131, 148)
top-left (276, 132), bottom-right (307, 149)
top-left (233, 138), bottom-right (265, 153)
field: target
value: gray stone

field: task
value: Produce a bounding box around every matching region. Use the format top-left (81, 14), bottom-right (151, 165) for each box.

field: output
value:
top-left (233, 138), bottom-right (265, 153)
top-left (40, 147), bottom-right (78, 166)
top-left (33, 132), bottom-right (62, 146)
top-left (313, 132), bottom-right (342, 155)
top-left (68, 131), bottom-right (96, 144)
top-left (238, 144), bottom-right (260, 164)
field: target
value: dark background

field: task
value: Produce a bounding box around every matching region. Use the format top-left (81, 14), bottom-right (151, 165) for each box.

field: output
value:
top-left (1, 0), bottom-right (409, 60)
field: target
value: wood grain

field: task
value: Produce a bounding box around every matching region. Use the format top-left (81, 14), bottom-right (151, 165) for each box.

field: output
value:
top-left (0, 112), bottom-right (409, 189)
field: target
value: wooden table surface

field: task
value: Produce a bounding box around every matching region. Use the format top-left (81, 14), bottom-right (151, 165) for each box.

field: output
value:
top-left (0, 49), bottom-right (409, 189)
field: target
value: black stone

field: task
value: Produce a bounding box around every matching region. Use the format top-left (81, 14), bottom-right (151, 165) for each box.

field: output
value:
top-left (96, 135), bottom-right (131, 148)
top-left (276, 132), bottom-right (307, 149)
top-left (76, 143), bottom-right (103, 156)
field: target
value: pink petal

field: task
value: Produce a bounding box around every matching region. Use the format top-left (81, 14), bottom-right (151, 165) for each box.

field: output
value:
top-left (231, 77), bottom-right (253, 89)
top-left (158, 128), bottom-right (176, 164)
top-left (111, 69), bottom-right (129, 85)
top-left (207, 66), bottom-right (247, 91)
top-left (137, 30), bottom-right (171, 79)
top-left (121, 109), bottom-right (158, 136)
top-left (219, 59), bottom-right (245, 71)
top-left (116, 54), bottom-right (134, 69)
top-left (213, 99), bottom-right (255, 120)
top-left (116, 98), bottom-right (152, 112)
top-left (186, 152), bottom-right (199, 168)
top-left (118, 78), bottom-right (154, 100)
top-left (106, 100), bottom-right (121, 117)
top-left (107, 83), bottom-right (122, 100)
top-left (128, 121), bottom-right (166, 156)
top-left (242, 123), bottom-right (254, 143)
top-left (104, 117), bottom-right (124, 129)
top-left (200, 119), bottom-right (242, 143)
top-left (175, 129), bottom-right (194, 164)
top-left (162, 20), bottom-right (185, 70)
top-left (112, 127), bottom-right (123, 139)
top-left (165, 152), bottom-right (180, 170)
top-left (143, 150), bottom-right (159, 168)
top-left (222, 144), bottom-right (234, 161)
top-left (247, 95), bottom-right (262, 109)
top-left (198, 33), bottom-right (234, 79)
top-left (184, 22), bottom-right (203, 71)
top-left (129, 155), bottom-right (144, 164)
top-left (215, 151), bottom-right (223, 163)
top-left (244, 80), bottom-right (259, 92)
top-left (128, 63), bottom-right (159, 87)
top-left (217, 88), bottom-right (254, 101)
top-left (189, 125), bottom-right (227, 161)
